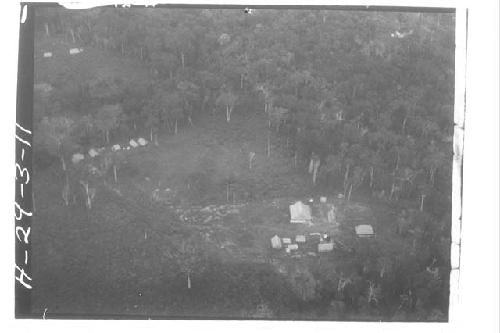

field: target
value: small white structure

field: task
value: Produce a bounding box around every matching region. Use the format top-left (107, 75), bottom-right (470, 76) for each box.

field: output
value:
top-left (71, 153), bottom-right (84, 164)
top-left (111, 144), bottom-right (121, 152)
top-left (282, 238), bottom-right (291, 245)
top-left (355, 225), bottom-right (374, 238)
top-left (320, 196), bottom-right (327, 203)
top-left (129, 139), bottom-right (139, 148)
top-left (43, 52), bottom-right (52, 58)
top-left (289, 201), bottom-right (312, 224)
top-left (287, 244), bottom-right (299, 251)
top-left (318, 243), bottom-right (334, 252)
top-left (137, 137), bottom-right (148, 146)
top-left (69, 48), bottom-right (83, 55)
top-left (295, 235), bottom-right (306, 243)
top-left (88, 148), bottom-right (99, 158)
top-left (270, 235), bottom-right (282, 249)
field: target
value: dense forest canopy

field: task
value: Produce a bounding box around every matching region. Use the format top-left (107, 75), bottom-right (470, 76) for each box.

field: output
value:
top-left (33, 8), bottom-right (455, 319)
top-left (35, 7), bottom-right (454, 219)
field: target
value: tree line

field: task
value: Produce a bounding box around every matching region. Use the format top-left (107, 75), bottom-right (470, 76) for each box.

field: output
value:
top-left (35, 8), bottom-right (454, 221)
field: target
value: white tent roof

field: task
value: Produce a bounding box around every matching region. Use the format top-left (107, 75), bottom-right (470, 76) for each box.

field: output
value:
top-left (355, 224), bottom-right (374, 236)
top-left (290, 201), bottom-right (312, 223)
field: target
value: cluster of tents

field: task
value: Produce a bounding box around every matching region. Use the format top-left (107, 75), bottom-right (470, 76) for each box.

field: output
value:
top-left (71, 137), bottom-right (149, 164)
top-left (270, 233), bottom-right (334, 255)
top-left (270, 197), bottom-right (374, 257)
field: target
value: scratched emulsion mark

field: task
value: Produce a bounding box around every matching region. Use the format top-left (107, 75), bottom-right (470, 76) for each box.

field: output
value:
top-left (448, 7), bottom-right (467, 324)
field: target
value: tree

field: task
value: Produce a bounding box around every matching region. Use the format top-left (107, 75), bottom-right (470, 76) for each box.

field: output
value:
top-left (268, 106), bottom-right (290, 132)
top-left (198, 70), bottom-right (223, 115)
top-left (162, 91), bottom-right (184, 134)
top-left (288, 69), bottom-right (314, 98)
top-left (142, 83), bottom-right (184, 137)
top-left (318, 94), bottom-right (344, 132)
top-left (87, 77), bottom-right (123, 104)
top-left (164, 22), bottom-right (196, 70)
top-left (79, 180), bottom-right (96, 211)
top-left (366, 151), bottom-right (383, 190)
top-left (121, 83), bottom-right (148, 133)
top-left (422, 142), bottom-right (448, 187)
top-left (141, 98), bottom-right (161, 143)
top-left (321, 153), bottom-right (342, 187)
top-left (37, 116), bottom-right (75, 172)
top-left (216, 90), bottom-right (238, 123)
top-left (94, 104), bottom-right (123, 144)
top-left (417, 182), bottom-right (433, 212)
top-left (79, 114), bottom-right (95, 138)
top-left (255, 82), bottom-right (277, 114)
top-left (345, 165), bottom-right (366, 201)
top-left (37, 116), bottom-right (79, 207)
top-left (176, 79), bottom-right (200, 125)
top-left (175, 234), bottom-right (207, 289)
top-left (150, 51), bottom-right (178, 79)
top-left (218, 35), bottom-right (251, 90)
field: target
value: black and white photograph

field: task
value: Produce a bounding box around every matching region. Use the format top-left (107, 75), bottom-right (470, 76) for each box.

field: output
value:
top-left (4, 1), bottom-right (499, 328)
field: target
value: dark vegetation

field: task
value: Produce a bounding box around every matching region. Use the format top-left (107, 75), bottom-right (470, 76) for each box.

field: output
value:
top-left (32, 7), bottom-right (454, 321)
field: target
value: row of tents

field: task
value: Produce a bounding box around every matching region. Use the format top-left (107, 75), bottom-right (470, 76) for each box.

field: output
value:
top-left (71, 137), bottom-right (149, 164)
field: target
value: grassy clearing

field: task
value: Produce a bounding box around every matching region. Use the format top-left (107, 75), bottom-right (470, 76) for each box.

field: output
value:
top-left (31, 104), bottom-right (417, 320)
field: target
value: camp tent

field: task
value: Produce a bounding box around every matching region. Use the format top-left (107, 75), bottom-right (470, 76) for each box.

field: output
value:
top-left (290, 201), bottom-right (312, 224)
top-left (355, 225), bottom-right (374, 237)
top-left (295, 235), bottom-right (306, 243)
top-left (271, 235), bottom-right (282, 249)
top-left (318, 243), bottom-right (334, 252)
